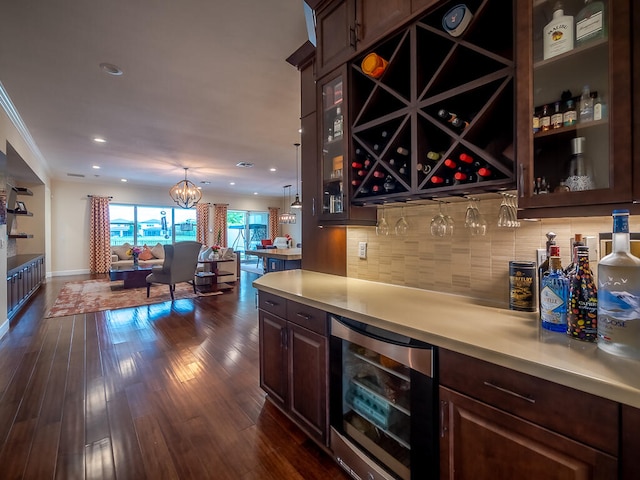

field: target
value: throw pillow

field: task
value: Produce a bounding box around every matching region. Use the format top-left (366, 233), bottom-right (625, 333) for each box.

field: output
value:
top-left (139, 245), bottom-right (154, 261)
top-left (150, 243), bottom-right (165, 259)
top-left (112, 243), bottom-right (132, 260)
top-left (198, 246), bottom-right (212, 261)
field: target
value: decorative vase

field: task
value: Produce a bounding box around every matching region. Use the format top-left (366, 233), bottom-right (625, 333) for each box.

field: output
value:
top-left (133, 253), bottom-right (139, 266)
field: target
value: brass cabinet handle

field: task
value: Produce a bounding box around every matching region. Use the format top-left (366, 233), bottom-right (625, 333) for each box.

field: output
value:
top-left (483, 381), bottom-right (535, 404)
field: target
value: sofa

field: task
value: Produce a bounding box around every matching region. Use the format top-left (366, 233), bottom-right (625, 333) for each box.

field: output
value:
top-left (110, 242), bottom-right (165, 267)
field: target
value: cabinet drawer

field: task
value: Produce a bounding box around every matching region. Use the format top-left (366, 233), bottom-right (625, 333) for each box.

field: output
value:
top-left (287, 301), bottom-right (328, 336)
top-left (439, 349), bottom-right (618, 456)
top-left (258, 291), bottom-right (287, 318)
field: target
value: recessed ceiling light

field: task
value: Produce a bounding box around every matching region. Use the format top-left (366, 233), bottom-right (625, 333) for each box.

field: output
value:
top-left (93, 137), bottom-right (106, 143)
top-left (236, 162), bottom-right (254, 168)
top-left (229, 182), bottom-right (235, 185)
top-left (121, 178), bottom-right (127, 182)
top-left (92, 165), bottom-right (100, 169)
top-left (100, 63), bottom-right (123, 76)
top-left (253, 192), bottom-right (258, 195)
top-left (269, 168), bottom-right (276, 172)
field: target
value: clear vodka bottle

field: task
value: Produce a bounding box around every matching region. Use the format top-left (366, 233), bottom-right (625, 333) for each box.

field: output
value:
top-left (597, 210), bottom-right (640, 358)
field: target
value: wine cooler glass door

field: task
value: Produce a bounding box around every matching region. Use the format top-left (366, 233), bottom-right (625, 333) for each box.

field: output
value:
top-left (321, 73), bottom-right (346, 219)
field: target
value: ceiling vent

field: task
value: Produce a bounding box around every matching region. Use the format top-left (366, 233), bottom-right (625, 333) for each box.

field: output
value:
top-left (67, 173), bottom-right (85, 177)
top-left (236, 162), bottom-right (254, 168)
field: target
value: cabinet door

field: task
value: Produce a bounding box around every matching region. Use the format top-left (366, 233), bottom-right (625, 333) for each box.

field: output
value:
top-left (316, 0), bottom-right (356, 78)
top-left (439, 387), bottom-right (617, 480)
top-left (355, 0), bottom-right (411, 48)
top-left (288, 323), bottom-right (328, 444)
top-left (258, 311), bottom-right (288, 407)
top-left (516, 0), bottom-right (632, 217)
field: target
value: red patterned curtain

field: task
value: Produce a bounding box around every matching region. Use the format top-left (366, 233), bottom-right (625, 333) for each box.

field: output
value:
top-left (89, 196), bottom-right (111, 274)
top-left (268, 207), bottom-right (279, 240)
top-left (196, 203), bottom-right (209, 245)
top-left (213, 203), bottom-right (228, 247)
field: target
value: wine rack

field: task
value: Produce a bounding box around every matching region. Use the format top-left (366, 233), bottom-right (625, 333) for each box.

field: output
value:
top-left (348, 0), bottom-right (515, 205)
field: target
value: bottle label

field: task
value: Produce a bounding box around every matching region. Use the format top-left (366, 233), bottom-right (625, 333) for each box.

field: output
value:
top-left (594, 103), bottom-right (602, 121)
top-left (540, 116), bottom-right (550, 128)
top-left (563, 110), bottom-right (576, 126)
top-left (576, 11), bottom-right (603, 43)
top-left (541, 284), bottom-right (567, 324)
top-left (597, 265), bottom-right (640, 353)
top-left (509, 262), bottom-right (536, 311)
top-left (551, 113), bottom-right (563, 128)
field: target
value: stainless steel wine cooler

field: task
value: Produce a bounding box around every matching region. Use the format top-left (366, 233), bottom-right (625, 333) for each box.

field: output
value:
top-left (329, 315), bottom-right (437, 480)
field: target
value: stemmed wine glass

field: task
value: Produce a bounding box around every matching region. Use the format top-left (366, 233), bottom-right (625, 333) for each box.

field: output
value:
top-left (376, 208), bottom-right (390, 236)
top-left (430, 202), bottom-right (448, 237)
top-left (395, 207), bottom-right (409, 236)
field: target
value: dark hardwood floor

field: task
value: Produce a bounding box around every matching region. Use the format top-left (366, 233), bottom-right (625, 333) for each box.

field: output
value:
top-left (0, 271), bottom-right (347, 479)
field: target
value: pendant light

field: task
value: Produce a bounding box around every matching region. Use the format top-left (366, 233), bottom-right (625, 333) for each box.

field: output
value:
top-left (169, 167), bottom-right (202, 208)
top-left (290, 142), bottom-right (302, 209)
top-left (279, 184), bottom-right (296, 224)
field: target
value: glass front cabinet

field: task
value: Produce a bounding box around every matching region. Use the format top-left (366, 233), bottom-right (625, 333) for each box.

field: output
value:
top-left (516, 0), bottom-right (632, 217)
top-left (318, 67), bottom-right (376, 225)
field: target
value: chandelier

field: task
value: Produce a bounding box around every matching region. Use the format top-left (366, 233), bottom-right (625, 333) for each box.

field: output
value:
top-left (169, 167), bottom-right (202, 209)
top-left (290, 142), bottom-right (302, 209)
top-left (279, 184), bottom-right (296, 224)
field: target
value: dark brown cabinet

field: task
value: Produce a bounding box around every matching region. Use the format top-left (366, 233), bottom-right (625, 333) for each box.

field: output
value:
top-left (439, 349), bottom-right (618, 480)
top-left (7, 254), bottom-right (45, 320)
top-left (258, 292), bottom-right (329, 445)
top-left (516, 0), bottom-right (633, 217)
top-left (439, 387), bottom-right (617, 480)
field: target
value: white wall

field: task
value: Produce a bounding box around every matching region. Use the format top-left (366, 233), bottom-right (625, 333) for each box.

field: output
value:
top-left (49, 179), bottom-right (302, 276)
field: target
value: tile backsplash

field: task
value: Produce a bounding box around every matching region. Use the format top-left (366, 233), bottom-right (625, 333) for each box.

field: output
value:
top-left (346, 196), bottom-right (621, 308)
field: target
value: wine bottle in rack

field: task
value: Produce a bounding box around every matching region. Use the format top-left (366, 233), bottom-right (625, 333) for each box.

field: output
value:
top-left (477, 165), bottom-right (493, 180)
top-left (430, 175), bottom-right (453, 186)
top-left (459, 153), bottom-right (474, 164)
top-left (396, 147), bottom-right (409, 156)
top-left (444, 158), bottom-right (457, 169)
top-left (451, 116), bottom-right (469, 130)
top-left (427, 151), bottom-right (443, 161)
top-left (351, 161), bottom-right (363, 169)
top-left (399, 163), bottom-right (408, 175)
top-left (363, 158), bottom-right (373, 170)
top-left (383, 175), bottom-right (397, 192)
top-left (438, 109), bottom-right (456, 122)
top-left (351, 179), bottom-right (362, 187)
top-left (372, 170), bottom-right (385, 179)
top-left (454, 170), bottom-right (478, 183)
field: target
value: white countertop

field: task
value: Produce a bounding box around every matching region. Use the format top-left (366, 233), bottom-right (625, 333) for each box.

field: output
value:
top-left (246, 248), bottom-right (302, 260)
top-left (253, 269), bottom-right (640, 408)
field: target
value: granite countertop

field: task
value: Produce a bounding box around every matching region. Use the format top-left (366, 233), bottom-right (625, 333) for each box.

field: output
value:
top-left (253, 269), bottom-right (640, 409)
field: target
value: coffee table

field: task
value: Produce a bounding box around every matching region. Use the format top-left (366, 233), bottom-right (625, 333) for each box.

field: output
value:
top-left (109, 264), bottom-right (153, 289)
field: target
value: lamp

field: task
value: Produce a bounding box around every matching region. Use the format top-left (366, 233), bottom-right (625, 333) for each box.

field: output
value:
top-left (279, 184), bottom-right (296, 224)
top-left (169, 167), bottom-right (202, 208)
top-left (290, 142), bottom-right (302, 209)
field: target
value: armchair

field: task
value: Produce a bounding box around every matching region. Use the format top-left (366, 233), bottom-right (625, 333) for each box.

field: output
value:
top-left (146, 241), bottom-right (202, 300)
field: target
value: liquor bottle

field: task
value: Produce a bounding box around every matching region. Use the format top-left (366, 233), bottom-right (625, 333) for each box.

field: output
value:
top-left (579, 85), bottom-right (593, 123)
top-left (551, 101), bottom-right (563, 129)
top-left (333, 107), bottom-right (343, 138)
top-left (563, 99), bottom-right (577, 127)
top-left (593, 92), bottom-right (605, 121)
top-left (597, 210), bottom-right (640, 358)
top-left (565, 136), bottom-right (594, 191)
top-left (533, 109), bottom-right (541, 134)
top-left (564, 233), bottom-right (584, 276)
top-left (567, 246), bottom-right (598, 342)
top-left (538, 232), bottom-right (558, 299)
top-left (575, 0), bottom-right (606, 47)
top-left (543, 2), bottom-right (574, 60)
top-left (540, 104), bottom-right (551, 131)
top-left (540, 255), bottom-right (569, 332)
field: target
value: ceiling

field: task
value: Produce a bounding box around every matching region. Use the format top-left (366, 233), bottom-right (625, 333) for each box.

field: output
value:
top-left (0, 0), bottom-right (310, 197)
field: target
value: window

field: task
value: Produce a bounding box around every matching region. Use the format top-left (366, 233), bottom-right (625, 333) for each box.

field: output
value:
top-left (227, 210), bottom-right (268, 254)
top-left (109, 204), bottom-right (196, 246)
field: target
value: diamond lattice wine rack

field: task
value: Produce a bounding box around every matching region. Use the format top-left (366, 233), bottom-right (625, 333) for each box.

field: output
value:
top-left (349, 0), bottom-right (516, 205)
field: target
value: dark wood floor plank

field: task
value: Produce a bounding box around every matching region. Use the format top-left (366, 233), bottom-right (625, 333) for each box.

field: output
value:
top-left (0, 271), bottom-right (347, 479)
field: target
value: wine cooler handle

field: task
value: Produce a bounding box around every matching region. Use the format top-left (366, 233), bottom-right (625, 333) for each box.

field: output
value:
top-left (312, 197), bottom-right (316, 217)
top-left (483, 381), bottom-right (535, 403)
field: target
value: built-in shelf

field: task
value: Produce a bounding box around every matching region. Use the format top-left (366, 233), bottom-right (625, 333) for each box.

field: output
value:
top-left (8, 234), bottom-right (34, 239)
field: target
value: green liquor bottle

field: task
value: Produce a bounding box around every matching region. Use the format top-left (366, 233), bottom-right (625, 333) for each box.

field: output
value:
top-left (575, 0), bottom-right (606, 47)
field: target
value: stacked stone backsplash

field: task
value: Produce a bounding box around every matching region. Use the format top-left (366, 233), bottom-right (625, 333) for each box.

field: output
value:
top-left (346, 195), bottom-right (621, 308)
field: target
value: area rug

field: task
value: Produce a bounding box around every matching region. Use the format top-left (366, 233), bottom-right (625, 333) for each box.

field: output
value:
top-left (46, 279), bottom-right (222, 318)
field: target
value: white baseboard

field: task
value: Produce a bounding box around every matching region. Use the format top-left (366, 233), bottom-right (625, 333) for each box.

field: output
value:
top-left (0, 317), bottom-right (9, 340)
top-left (49, 269), bottom-right (92, 277)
